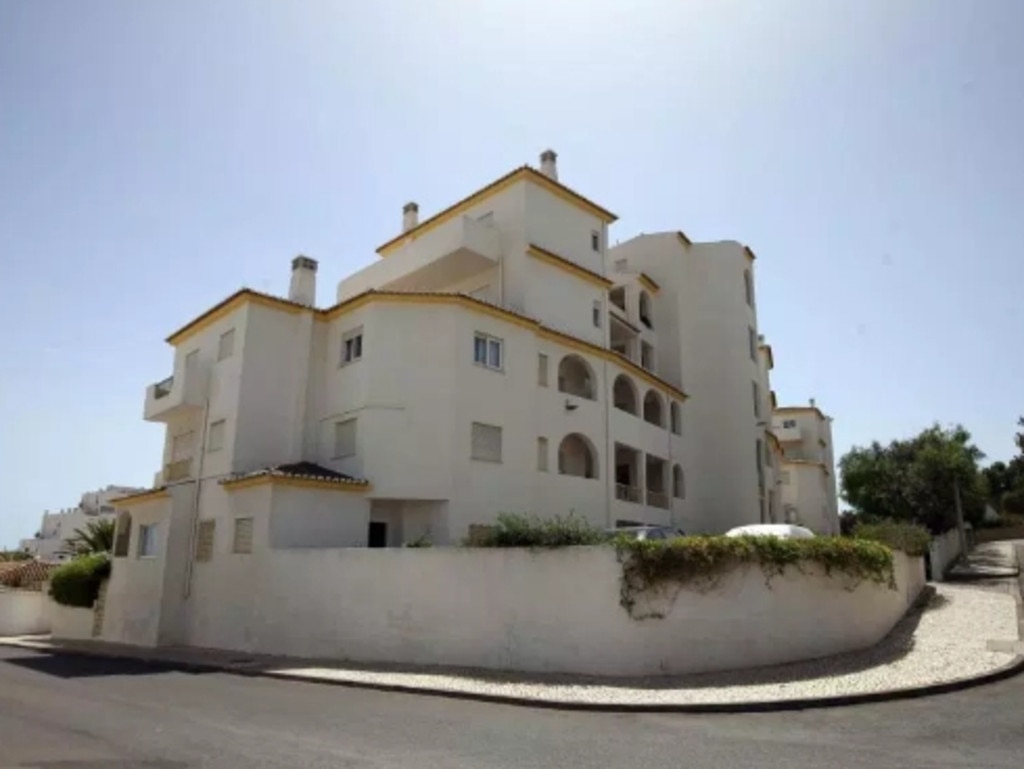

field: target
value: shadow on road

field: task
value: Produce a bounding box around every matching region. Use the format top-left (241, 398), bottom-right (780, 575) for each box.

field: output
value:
top-left (2, 649), bottom-right (215, 680)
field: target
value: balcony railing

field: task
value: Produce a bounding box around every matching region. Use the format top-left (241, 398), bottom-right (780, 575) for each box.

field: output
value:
top-left (164, 458), bottom-right (192, 483)
top-left (646, 490), bottom-right (669, 509)
top-left (616, 484), bottom-right (642, 503)
top-left (153, 376), bottom-right (174, 399)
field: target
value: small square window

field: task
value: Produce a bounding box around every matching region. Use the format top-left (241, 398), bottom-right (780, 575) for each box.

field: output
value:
top-left (207, 419), bottom-right (226, 452)
top-left (471, 422), bottom-right (502, 463)
top-left (591, 230), bottom-right (601, 252)
top-left (137, 523), bottom-right (159, 558)
top-left (538, 353), bottom-right (549, 387)
top-left (341, 327), bottom-right (363, 365)
top-left (334, 418), bottom-right (356, 458)
top-left (217, 328), bottom-right (235, 361)
top-left (233, 517), bottom-right (254, 554)
top-left (195, 520), bottom-right (216, 562)
top-left (473, 333), bottom-right (503, 371)
top-left (782, 419), bottom-right (797, 429)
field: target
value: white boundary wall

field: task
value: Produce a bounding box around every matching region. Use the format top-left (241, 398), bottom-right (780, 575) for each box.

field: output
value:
top-left (929, 528), bottom-right (965, 581)
top-left (49, 600), bottom-right (95, 640)
top-left (0, 591), bottom-right (50, 636)
top-left (184, 547), bottom-right (925, 676)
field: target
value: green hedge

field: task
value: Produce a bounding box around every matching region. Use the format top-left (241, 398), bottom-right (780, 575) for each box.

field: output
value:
top-left (465, 513), bottom-right (606, 548)
top-left (48, 553), bottom-right (111, 608)
top-left (852, 520), bottom-right (931, 556)
top-left (616, 535), bottom-right (896, 616)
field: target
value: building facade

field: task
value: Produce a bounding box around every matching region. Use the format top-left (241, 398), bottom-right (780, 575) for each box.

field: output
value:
top-left (19, 485), bottom-right (146, 561)
top-left (103, 150), bottom-right (837, 646)
top-left (769, 402), bottom-right (840, 534)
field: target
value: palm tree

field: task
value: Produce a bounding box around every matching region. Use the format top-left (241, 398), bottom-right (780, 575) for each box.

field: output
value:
top-left (62, 519), bottom-right (116, 556)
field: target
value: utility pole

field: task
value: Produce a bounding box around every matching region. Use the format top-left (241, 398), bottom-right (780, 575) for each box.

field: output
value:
top-left (953, 476), bottom-right (969, 559)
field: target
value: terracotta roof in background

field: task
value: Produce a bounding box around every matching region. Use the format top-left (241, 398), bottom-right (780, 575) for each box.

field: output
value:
top-left (0, 560), bottom-right (58, 591)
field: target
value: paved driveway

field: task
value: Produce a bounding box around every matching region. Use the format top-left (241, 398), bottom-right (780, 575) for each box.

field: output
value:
top-left (2, 646), bottom-right (1023, 768)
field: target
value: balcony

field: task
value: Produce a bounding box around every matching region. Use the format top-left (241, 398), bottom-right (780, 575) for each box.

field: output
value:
top-left (144, 366), bottom-right (207, 422)
top-left (773, 424), bottom-right (802, 443)
top-left (164, 458), bottom-right (193, 483)
top-left (646, 490), bottom-right (669, 510)
top-left (616, 484), bottom-right (642, 503)
top-left (371, 215), bottom-right (500, 293)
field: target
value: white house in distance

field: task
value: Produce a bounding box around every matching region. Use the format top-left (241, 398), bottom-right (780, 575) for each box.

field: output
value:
top-left (103, 150), bottom-right (839, 646)
top-left (19, 485), bottom-right (146, 561)
top-left (769, 401), bottom-right (840, 534)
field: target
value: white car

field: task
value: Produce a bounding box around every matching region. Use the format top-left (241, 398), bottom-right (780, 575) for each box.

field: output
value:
top-left (724, 524), bottom-right (815, 539)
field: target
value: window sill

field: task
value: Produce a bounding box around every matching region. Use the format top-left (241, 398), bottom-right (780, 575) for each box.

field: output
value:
top-left (473, 362), bottom-right (505, 373)
top-left (339, 358), bottom-right (363, 368)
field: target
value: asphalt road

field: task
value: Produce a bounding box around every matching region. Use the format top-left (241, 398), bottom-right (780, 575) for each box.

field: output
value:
top-left (1, 647), bottom-right (1022, 769)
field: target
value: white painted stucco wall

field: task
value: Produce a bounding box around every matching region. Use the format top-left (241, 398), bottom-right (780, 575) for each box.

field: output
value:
top-left (183, 546), bottom-right (922, 676)
top-left (49, 600), bottom-right (95, 640)
top-left (0, 591), bottom-right (50, 636)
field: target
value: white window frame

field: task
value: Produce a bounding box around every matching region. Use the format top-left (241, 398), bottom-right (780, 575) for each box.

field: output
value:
top-left (473, 332), bottom-right (503, 371)
top-left (341, 327), bottom-right (364, 366)
top-left (207, 419), bottom-right (226, 453)
top-left (333, 418), bottom-right (357, 459)
top-left (137, 523), bottom-right (159, 558)
top-left (217, 328), bottom-right (235, 361)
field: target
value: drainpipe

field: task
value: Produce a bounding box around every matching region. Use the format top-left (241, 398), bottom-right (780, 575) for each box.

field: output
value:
top-left (603, 357), bottom-right (612, 529)
top-left (183, 378), bottom-right (212, 600)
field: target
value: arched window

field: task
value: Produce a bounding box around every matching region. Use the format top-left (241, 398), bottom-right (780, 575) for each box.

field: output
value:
top-left (557, 355), bottom-right (595, 400)
top-left (670, 401), bottom-right (682, 434)
top-left (643, 390), bottom-right (664, 427)
top-left (113, 511), bottom-right (132, 557)
top-left (639, 290), bottom-right (653, 329)
top-left (672, 465), bottom-right (685, 499)
top-left (558, 433), bottom-right (599, 479)
top-left (612, 375), bottom-right (639, 415)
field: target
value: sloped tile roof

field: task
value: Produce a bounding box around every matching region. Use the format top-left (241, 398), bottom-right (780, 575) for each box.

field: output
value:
top-left (221, 461), bottom-right (370, 488)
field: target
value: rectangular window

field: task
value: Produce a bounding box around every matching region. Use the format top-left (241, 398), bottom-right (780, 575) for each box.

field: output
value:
top-left (591, 230), bottom-right (601, 252)
top-left (232, 517), bottom-right (254, 554)
top-left (749, 327), bottom-right (757, 361)
top-left (641, 341), bottom-right (655, 371)
top-left (782, 419), bottom-right (797, 429)
top-left (207, 419), bottom-right (226, 452)
top-left (341, 327), bottom-right (364, 365)
top-left (752, 382), bottom-right (761, 418)
top-left (592, 300), bottom-right (602, 328)
top-left (471, 422), bottom-right (502, 463)
top-left (137, 523), bottom-right (158, 558)
top-left (334, 418), bottom-right (356, 459)
top-left (473, 333), bottom-right (503, 371)
top-left (537, 437), bottom-right (549, 471)
top-left (170, 430), bottom-right (194, 459)
top-left (217, 328), bottom-right (235, 361)
top-left (195, 520), bottom-right (216, 562)
top-left (114, 517), bottom-right (131, 557)
top-left (538, 353), bottom-right (549, 386)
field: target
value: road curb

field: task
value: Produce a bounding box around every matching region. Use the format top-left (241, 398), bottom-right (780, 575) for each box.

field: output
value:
top-left (3, 638), bottom-right (1023, 714)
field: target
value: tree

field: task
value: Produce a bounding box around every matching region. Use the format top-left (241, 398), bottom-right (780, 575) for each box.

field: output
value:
top-left (61, 519), bottom-right (116, 557)
top-left (839, 424), bottom-right (986, 534)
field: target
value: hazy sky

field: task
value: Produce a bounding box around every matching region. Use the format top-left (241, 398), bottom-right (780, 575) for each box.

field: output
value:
top-left (2, 0), bottom-right (1022, 547)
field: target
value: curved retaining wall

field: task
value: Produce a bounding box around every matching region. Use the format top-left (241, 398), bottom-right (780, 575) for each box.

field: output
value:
top-left (181, 547), bottom-right (925, 677)
top-left (0, 590), bottom-right (50, 636)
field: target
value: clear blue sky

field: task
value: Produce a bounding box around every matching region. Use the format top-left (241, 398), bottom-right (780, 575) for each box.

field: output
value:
top-left (2, 0), bottom-right (1021, 547)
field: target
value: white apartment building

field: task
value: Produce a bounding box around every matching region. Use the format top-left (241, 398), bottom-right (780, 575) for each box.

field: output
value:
top-left (769, 402), bottom-right (840, 534)
top-left (104, 150), bottom-right (836, 645)
top-left (19, 485), bottom-right (146, 561)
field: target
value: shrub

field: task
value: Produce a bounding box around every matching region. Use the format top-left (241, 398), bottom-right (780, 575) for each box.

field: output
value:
top-left (404, 535), bottom-right (433, 548)
top-left (48, 553), bottom-right (111, 608)
top-left (1002, 489), bottom-right (1024, 517)
top-left (465, 513), bottom-right (605, 548)
top-left (852, 520), bottom-right (932, 556)
top-left (615, 535), bottom-right (896, 616)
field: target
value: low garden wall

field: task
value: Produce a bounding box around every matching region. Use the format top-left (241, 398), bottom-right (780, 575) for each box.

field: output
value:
top-left (184, 546), bottom-right (925, 677)
top-left (0, 590), bottom-right (50, 636)
top-left (49, 599), bottom-right (96, 640)
top-left (928, 528), bottom-right (966, 581)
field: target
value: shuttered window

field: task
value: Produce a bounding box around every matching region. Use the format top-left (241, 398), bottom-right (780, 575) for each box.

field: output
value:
top-left (471, 423), bottom-right (502, 463)
top-left (218, 328), bottom-right (236, 361)
top-left (195, 520), bottom-right (216, 562)
top-left (538, 354), bottom-right (549, 386)
top-left (232, 517), bottom-right (254, 554)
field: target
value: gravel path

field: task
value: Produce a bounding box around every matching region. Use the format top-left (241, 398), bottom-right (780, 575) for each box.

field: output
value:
top-left (266, 583), bottom-right (1020, 705)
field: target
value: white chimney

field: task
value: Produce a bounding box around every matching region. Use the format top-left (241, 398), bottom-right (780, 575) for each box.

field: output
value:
top-left (539, 149), bottom-right (558, 181)
top-left (288, 255), bottom-right (318, 307)
top-left (402, 201), bottom-right (419, 232)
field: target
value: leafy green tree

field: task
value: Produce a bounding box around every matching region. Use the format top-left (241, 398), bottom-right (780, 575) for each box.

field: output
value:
top-left (839, 424), bottom-right (986, 533)
top-left (61, 519), bottom-right (116, 557)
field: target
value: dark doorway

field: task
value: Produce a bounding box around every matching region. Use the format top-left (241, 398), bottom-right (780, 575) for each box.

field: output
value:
top-left (368, 521), bottom-right (388, 548)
